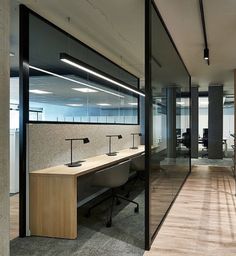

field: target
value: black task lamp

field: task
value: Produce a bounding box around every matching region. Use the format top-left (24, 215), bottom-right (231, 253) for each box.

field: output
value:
top-left (106, 135), bottom-right (122, 156)
top-left (65, 138), bottom-right (90, 167)
top-left (130, 133), bottom-right (142, 149)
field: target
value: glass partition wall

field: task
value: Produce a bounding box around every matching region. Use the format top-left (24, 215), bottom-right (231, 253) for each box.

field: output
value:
top-left (19, 5), bottom-right (145, 239)
top-left (28, 13), bottom-right (141, 124)
top-left (145, 1), bottom-right (191, 248)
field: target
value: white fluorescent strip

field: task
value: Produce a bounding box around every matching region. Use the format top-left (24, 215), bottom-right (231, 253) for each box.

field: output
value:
top-left (72, 88), bottom-right (97, 93)
top-left (128, 102), bottom-right (138, 106)
top-left (60, 58), bottom-right (145, 97)
top-left (66, 104), bottom-right (83, 107)
top-left (176, 102), bottom-right (185, 105)
top-left (199, 98), bottom-right (209, 106)
top-left (97, 103), bottom-right (111, 106)
top-left (29, 65), bottom-right (124, 98)
top-left (29, 89), bottom-right (53, 94)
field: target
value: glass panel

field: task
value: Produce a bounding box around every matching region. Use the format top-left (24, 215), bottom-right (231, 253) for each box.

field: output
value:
top-left (149, 3), bottom-right (191, 239)
top-left (28, 14), bottom-right (139, 124)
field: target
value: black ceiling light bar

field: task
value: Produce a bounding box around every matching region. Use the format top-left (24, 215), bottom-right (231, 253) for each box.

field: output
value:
top-left (60, 53), bottom-right (145, 97)
top-left (199, 0), bottom-right (210, 65)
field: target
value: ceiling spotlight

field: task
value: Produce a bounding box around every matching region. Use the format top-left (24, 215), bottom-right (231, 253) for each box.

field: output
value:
top-left (204, 48), bottom-right (209, 60)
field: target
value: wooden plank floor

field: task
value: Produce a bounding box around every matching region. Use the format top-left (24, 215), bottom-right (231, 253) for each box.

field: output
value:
top-left (10, 193), bottom-right (19, 240)
top-left (144, 165), bottom-right (236, 256)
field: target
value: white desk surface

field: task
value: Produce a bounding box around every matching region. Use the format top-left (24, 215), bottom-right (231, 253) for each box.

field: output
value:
top-left (30, 145), bottom-right (145, 177)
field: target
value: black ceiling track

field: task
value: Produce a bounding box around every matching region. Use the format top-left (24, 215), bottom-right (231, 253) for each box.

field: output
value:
top-left (199, 0), bottom-right (210, 65)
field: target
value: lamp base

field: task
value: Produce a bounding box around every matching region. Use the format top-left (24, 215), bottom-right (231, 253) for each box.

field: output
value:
top-left (106, 152), bottom-right (117, 156)
top-left (130, 146), bottom-right (138, 149)
top-left (65, 160), bottom-right (85, 167)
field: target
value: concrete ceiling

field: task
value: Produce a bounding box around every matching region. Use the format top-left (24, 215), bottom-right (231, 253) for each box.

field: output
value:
top-left (11, 0), bottom-right (236, 95)
top-left (11, 0), bottom-right (145, 80)
top-left (154, 0), bottom-right (236, 94)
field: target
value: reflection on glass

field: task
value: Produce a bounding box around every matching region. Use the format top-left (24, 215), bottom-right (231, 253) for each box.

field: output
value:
top-left (28, 14), bottom-right (139, 124)
top-left (149, 4), bottom-right (191, 239)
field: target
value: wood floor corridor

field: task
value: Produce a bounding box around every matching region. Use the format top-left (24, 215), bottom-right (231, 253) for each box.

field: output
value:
top-left (144, 165), bottom-right (236, 256)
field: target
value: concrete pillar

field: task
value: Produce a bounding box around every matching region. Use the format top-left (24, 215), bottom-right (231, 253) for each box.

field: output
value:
top-left (167, 87), bottom-right (176, 158)
top-left (208, 85), bottom-right (223, 159)
top-left (0, 0), bottom-right (10, 255)
top-left (191, 86), bottom-right (199, 158)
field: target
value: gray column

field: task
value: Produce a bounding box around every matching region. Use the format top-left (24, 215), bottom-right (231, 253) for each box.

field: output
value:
top-left (0, 0), bottom-right (10, 255)
top-left (208, 85), bottom-right (223, 159)
top-left (191, 86), bottom-right (199, 158)
top-left (167, 87), bottom-right (176, 158)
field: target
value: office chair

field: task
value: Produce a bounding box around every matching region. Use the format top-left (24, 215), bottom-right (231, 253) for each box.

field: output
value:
top-left (181, 129), bottom-right (191, 157)
top-left (125, 153), bottom-right (145, 198)
top-left (85, 160), bottom-right (139, 227)
top-left (202, 128), bottom-right (208, 157)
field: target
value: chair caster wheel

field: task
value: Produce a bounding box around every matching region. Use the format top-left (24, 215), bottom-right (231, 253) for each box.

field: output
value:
top-left (106, 221), bottom-right (112, 227)
top-left (134, 206), bottom-right (139, 213)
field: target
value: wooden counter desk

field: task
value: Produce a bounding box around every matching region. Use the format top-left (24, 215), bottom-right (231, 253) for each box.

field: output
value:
top-left (29, 146), bottom-right (145, 239)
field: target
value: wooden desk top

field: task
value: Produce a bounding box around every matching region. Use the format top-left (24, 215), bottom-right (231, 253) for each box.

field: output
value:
top-left (30, 145), bottom-right (145, 177)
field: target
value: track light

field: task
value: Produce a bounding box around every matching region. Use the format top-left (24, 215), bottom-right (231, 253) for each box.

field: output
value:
top-left (204, 48), bottom-right (209, 60)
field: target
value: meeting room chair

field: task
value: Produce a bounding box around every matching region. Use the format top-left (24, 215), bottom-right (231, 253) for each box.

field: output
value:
top-left (85, 160), bottom-right (139, 227)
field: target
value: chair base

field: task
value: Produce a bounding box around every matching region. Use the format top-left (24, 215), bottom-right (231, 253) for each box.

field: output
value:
top-left (85, 189), bottom-right (139, 227)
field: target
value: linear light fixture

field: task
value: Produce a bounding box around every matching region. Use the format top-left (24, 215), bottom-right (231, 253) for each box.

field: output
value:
top-left (66, 104), bottom-right (83, 107)
top-left (176, 102), bottom-right (185, 105)
top-left (29, 65), bottom-right (124, 98)
top-left (29, 89), bottom-right (53, 94)
top-left (72, 88), bottom-right (97, 93)
top-left (97, 103), bottom-right (111, 106)
top-left (60, 53), bottom-right (145, 97)
top-left (128, 102), bottom-right (138, 106)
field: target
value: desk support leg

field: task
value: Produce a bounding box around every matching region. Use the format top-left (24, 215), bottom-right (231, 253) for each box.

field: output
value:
top-left (29, 174), bottom-right (77, 239)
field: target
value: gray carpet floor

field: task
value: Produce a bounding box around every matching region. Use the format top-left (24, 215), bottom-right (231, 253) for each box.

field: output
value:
top-left (10, 182), bottom-right (145, 256)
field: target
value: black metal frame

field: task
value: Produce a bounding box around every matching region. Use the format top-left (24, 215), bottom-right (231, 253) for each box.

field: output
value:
top-left (19, 5), bottom-right (29, 237)
top-left (145, 0), bottom-right (192, 250)
top-left (20, 6), bottom-right (141, 126)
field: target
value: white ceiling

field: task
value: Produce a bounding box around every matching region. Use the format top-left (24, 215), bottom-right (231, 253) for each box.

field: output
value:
top-left (11, 0), bottom-right (236, 94)
top-left (13, 0), bottom-right (145, 80)
top-left (154, 0), bottom-right (236, 94)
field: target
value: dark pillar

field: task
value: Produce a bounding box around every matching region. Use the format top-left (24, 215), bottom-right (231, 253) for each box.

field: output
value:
top-left (167, 87), bottom-right (176, 158)
top-left (140, 95), bottom-right (145, 144)
top-left (191, 86), bottom-right (199, 158)
top-left (208, 85), bottom-right (223, 159)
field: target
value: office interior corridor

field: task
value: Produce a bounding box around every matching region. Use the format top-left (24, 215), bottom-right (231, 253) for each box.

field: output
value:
top-left (145, 165), bottom-right (236, 256)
